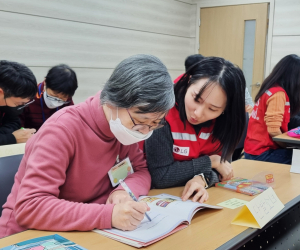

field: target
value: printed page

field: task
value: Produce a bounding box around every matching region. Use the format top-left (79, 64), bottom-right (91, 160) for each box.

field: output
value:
top-left (139, 193), bottom-right (222, 222)
top-left (99, 210), bottom-right (186, 243)
top-left (1, 234), bottom-right (87, 250)
top-left (95, 194), bottom-right (222, 244)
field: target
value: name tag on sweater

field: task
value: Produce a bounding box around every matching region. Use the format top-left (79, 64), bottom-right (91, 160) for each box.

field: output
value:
top-left (173, 145), bottom-right (189, 156)
top-left (108, 157), bottom-right (134, 187)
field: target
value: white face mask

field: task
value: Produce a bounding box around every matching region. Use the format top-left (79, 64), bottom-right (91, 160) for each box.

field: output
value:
top-left (43, 90), bottom-right (65, 109)
top-left (109, 108), bottom-right (153, 145)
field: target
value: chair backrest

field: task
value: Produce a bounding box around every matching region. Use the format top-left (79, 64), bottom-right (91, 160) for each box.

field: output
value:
top-left (0, 154), bottom-right (23, 213)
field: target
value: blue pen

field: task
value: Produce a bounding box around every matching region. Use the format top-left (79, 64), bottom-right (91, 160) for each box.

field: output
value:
top-left (119, 179), bottom-right (152, 222)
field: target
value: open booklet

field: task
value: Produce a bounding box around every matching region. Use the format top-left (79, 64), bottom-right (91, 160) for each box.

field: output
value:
top-left (94, 193), bottom-right (222, 248)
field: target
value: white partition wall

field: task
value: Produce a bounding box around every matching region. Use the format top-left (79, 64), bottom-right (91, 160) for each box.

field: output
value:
top-left (0, 0), bottom-right (196, 103)
top-left (271, 0), bottom-right (300, 69)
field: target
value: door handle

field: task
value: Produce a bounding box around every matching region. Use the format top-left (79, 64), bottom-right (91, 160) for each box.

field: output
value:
top-left (250, 82), bottom-right (261, 87)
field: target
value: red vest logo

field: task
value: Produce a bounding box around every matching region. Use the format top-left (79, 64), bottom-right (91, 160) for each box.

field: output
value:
top-left (173, 145), bottom-right (190, 156)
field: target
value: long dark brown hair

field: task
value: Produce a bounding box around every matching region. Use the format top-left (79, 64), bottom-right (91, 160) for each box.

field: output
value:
top-left (255, 54), bottom-right (300, 116)
top-left (174, 57), bottom-right (246, 162)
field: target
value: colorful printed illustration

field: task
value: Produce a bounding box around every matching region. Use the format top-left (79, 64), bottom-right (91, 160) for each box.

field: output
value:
top-left (140, 197), bottom-right (160, 203)
top-left (156, 198), bottom-right (176, 207)
top-left (215, 177), bottom-right (269, 196)
top-left (1, 234), bottom-right (87, 250)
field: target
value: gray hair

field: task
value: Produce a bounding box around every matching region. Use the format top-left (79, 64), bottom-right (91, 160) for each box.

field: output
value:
top-left (100, 54), bottom-right (175, 114)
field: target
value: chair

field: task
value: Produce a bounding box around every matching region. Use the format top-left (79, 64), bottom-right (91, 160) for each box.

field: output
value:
top-left (0, 154), bottom-right (23, 214)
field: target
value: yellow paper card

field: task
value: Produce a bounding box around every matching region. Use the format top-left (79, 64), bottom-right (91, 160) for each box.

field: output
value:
top-left (231, 187), bottom-right (284, 228)
top-left (217, 198), bottom-right (248, 209)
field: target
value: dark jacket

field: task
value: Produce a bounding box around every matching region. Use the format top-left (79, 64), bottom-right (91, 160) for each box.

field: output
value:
top-left (288, 112), bottom-right (300, 130)
top-left (0, 106), bottom-right (21, 145)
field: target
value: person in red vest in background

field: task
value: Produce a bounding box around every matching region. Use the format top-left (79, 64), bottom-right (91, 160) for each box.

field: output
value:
top-left (244, 54), bottom-right (300, 164)
top-left (19, 64), bottom-right (78, 131)
top-left (144, 57), bottom-right (246, 203)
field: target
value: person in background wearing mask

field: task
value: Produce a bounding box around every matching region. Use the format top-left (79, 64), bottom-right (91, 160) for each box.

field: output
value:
top-left (0, 54), bottom-right (175, 238)
top-left (0, 61), bottom-right (37, 146)
top-left (19, 64), bottom-right (78, 131)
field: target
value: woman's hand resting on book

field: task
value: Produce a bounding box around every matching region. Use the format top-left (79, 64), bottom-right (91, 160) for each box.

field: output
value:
top-left (112, 201), bottom-right (150, 231)
top-left (181, 176), bottom-right (209, 203)
top-left (106, 190), bottom-right (132, 204)
top-left (209, 155), bottom-right (234, 181)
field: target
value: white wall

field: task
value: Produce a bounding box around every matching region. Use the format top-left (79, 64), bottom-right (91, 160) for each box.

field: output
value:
top-left (0, 0), bottom-right (196, 103)
top-left (271, 0), bottom-right (300, 69)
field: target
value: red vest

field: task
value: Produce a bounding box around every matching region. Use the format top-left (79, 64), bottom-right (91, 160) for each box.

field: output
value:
top-left (166, 106), bottom-right (221, 161)
top-left (244, 86), bottom-right (290, 155)
top-left (173, 74), bottom-right (184, 84)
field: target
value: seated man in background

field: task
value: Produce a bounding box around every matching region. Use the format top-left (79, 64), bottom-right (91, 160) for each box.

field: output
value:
top-left (20, 64), bottom-right (78, 131)
top-left (0, 60), bottom-right (37, 145)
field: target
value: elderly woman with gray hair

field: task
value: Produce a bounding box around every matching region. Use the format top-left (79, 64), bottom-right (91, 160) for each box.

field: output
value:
top-left (0, 54), bottom-right (175, 238)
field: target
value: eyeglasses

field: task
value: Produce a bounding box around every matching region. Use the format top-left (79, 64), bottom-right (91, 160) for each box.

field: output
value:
top-left (126, 109), bottom-right (166, 131)
top-left (17, 99), bottom-right (35, 110)
top-left (44, 90), bottom-right (70, 104)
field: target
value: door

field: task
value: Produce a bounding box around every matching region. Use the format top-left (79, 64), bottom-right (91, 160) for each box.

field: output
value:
top-left (199, 3), bottom-right (268, 99)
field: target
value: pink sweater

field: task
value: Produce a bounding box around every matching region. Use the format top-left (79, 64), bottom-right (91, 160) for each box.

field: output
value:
top-left (0, 92), bottom-right (151, 238)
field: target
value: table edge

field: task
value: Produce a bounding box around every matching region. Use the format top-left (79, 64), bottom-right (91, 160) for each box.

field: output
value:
top-left (216, 194), bottom-right (300, 250)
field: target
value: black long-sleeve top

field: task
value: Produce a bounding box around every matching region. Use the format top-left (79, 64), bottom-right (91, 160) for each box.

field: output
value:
top-left (145, 122), bottom-right (220, 189)
top-left (0, 106), bottom-right (21, 145)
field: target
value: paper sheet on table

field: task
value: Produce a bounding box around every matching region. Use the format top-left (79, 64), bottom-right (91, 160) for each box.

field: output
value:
top-left (217, 198), bottom-right (248, 209)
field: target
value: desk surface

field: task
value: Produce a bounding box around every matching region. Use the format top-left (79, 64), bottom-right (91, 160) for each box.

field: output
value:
top-left (273, 132), bottom-right (300, 145)
top-left (1, 159), bottom-right (300, 250)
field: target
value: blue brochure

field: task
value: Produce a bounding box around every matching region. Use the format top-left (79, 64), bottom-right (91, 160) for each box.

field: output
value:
top-left (1, 234), bottom-right (87, 250)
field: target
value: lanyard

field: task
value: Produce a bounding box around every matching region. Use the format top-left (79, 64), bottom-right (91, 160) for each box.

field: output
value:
top-left (38, 84), bottom-right (58, 123)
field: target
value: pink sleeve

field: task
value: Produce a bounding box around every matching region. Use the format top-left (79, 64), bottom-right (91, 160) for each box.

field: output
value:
top-left (113, 143), bottom-right (151, 198)
top-left (14, 124), bottom-right (114, 232)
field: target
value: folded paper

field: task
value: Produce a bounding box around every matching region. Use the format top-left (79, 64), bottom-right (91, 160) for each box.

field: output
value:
top-left (231, 187), bottom-right (284, 228)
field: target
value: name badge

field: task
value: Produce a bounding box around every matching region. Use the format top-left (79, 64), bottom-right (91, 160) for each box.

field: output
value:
top-left (173, 145), bottom-right (189, 156)
top-left (108, 157), bottom-right (134, 187)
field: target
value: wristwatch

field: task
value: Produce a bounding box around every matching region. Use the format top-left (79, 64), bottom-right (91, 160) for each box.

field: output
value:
top-left (194, 173), bottom-right (209, 189)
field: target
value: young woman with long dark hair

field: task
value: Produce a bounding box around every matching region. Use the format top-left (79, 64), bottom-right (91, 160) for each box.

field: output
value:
top-left (244, 54), bottom-right (300, 164)
top-left (145, 56), bottom-right (246, 203)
